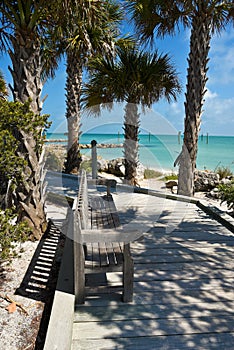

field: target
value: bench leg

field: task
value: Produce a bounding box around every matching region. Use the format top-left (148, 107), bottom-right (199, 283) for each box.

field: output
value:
top-left (122, 243), bottom-right (134, 302)
top-left (74, 242), bottom-right (85, 304)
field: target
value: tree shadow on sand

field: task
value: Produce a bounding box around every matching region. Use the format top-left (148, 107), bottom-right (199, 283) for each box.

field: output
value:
top-left (14, 221), bottom-right (65, 349)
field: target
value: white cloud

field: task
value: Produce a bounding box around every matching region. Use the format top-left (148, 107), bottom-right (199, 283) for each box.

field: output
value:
top-left (169, 101), bottom-right (183, 116)
top-left (202, 89), bottom-right (234, 135)
top-left (157, 88), bottom-right (234, 136)
top-left (204, 89), bottom-right (218, 100)
top-left (210, 28), bottom-right (234, 85)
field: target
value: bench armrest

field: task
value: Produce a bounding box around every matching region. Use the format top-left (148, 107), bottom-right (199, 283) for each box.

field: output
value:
top-left (79, 228), bottom-right (142, 243)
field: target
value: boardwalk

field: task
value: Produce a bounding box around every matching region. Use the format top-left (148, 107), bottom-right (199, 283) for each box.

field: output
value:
top-left (71, 191), bottom-right (234, 350)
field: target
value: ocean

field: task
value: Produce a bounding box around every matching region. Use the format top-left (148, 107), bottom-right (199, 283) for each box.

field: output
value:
top-left (46, 133), bottom-right (234, 173)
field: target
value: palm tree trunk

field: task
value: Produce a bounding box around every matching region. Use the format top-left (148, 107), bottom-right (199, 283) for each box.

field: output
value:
top-left (13, 129), bottom-right (47, 239)
top-left (8, 32), bottom-right (47, 239)
top-left (123, 102), bottom-right (140, 184)
top-left (9, 35), bottom-right (43, 114)
top-left (177, 15), bottom-right (211, 196)
top-left (64, 50), bottom-right (82, 173)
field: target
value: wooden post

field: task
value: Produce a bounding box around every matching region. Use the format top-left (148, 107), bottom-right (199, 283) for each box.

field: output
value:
top-left (73, 210), bottom-right (85, 304)
top-left (178, 131), bottom-right (181, 144)
top-left (91, 139), bottom-right (97, 179)
top-left (122, 243), bottom-right (134, 302)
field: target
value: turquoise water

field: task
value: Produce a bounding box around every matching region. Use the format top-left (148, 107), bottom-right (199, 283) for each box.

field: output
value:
top-left (46, 133), bottom-right (234, 173)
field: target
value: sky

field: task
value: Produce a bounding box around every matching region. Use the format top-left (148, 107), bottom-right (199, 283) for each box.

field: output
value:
top-left (0, 19), bottom-right (234, 136)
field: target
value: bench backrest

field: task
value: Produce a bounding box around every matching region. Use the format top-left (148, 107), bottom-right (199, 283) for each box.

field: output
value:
top-left (73, 169), bottom-right (89, 229)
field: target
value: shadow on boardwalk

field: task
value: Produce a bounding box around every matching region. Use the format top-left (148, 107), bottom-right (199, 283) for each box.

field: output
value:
top-left (73, 202), bottom-right (234, 350)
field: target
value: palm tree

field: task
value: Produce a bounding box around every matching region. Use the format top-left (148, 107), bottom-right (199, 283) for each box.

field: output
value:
top-left (53, 0), bottom-right (123, 173)
top-left (0, 0), bottom-right (58, 238)
top-left (0, 70), bottom-right (9, 206)
top-left (0, 1), bottom-right (58, 113)
top-left (82, 46), bottom-right (181, 184)
top-left (127, 0), bottom-right (234, 196)
top-left (0, 70), bottom-right (8, 100)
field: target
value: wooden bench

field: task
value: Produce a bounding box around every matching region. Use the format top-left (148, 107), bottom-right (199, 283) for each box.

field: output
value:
top-left (70, 170), bottom-right (136, 304)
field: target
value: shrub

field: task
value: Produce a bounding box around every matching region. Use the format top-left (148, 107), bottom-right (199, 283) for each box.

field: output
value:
top-left (218, 182), bottom-right (234, 215)
top-left (163, 173), bottom-right (178, 181)
top-left (0, 99), bottom-right (50, 197)
top-left (215, 166), bottom-right (233, 179)
top-left (45, 151), bottom-right (64, 171)
top-left (0, 99), bottom-right (50, 241)
top-left (144, 168), bottom-right (163, 179)
top-left (0, 209), bottom-right (32, 261)
top-left (80, 159), bottom-right (92, 173)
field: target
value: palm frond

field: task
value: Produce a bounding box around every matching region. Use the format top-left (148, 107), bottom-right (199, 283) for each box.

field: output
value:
top-left (82, 45), bottom-right (181, 112)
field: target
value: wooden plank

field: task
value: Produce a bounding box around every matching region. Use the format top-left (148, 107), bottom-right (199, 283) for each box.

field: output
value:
top-left (81, 228), bottom-right (142, 244)
top-left (105, 242), bottom-right (118, 266)
top-left (106, 196), bottom-right (121, 228)
top-left (123, 243), bottom-right (134, 302)
top-left (73, 315), bottom-right (234, 339)
top-left (112, 243), bottom-right (123, 265)
top-left (131, 245), bottom-right (234, 256)
top-left (92, 278), bottom-right (234, 294)
top-left (132, 240), bottom-right (234, 249)
top-left (81, 287), bottom-right (234, 307)
top-left (133, 260), bottom-right (234, 272)
top-left (133, 278), bottom-right (234, 292)
top-left (99, 242), bottom-right (109, 267)
top-left (133, 253), bottom-right (234, 263)
top-left (44, 291), bottom-right (75, 350)
top-left (132, 254), bottom-right (234, 264)
top-left (74, 241), bottom-right (85, 304)
top-left (151, 226), bottom-right (234, 236)
top-left (85, 265), bottom-right (123, 274)
top-left (90, 242), bottom-right (100, 268)
top-left (82, 278), bottom-right (234, 296)
top-left (74, 300), bottom-right (234, 322)
top-left (171, 232), bottom-right (234, 241)
top-left (44, 236), bottom-right (75, 349)
top-left (72, 332), bottom-right (234, 350)
top-left (132, 236), bottom-right (234, 247)
top-left (132, 267), bottom-right (234, 281)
